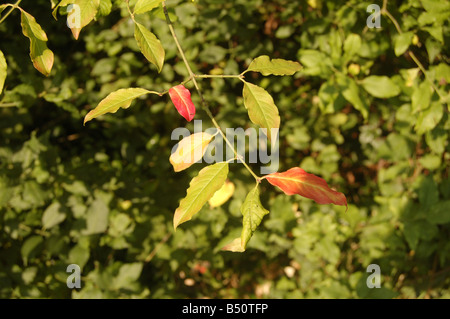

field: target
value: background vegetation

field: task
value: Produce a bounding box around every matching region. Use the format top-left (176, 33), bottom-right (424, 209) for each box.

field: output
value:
top-left (0, 0), bottom-right (449, 298)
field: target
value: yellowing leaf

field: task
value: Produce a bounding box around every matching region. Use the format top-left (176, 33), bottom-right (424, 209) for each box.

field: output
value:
top-left (265, 167), bottom-right (347, 208)
top-left (208, 180), bottom-right (235, 208)
top-left (0, 50), bottom-right (6, 94)
top-left (222, 238), bottom-right (244, 252)
top-left (53, 0), bottom-right (100, 39)
top-left (174, 162), bottom-right (229, 230)
top-left (134, 22), bottom-right (165, 72)
top-left (84, 88), bottom-right (154, 124)
top-left (245, 55), bottom-right (302, 76)
top-left (20, 11), bottom-right (54, 76)
top-left (134, 0), bottom-right (164, 14)
top-left (242, 81), bottom-right (280, 140)
top-left (170, 132), bottom-right (214, 172)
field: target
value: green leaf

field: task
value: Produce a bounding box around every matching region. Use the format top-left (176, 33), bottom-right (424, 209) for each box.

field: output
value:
top-left (84, 88), bottom-right (154, 124)
top-left (83, 198), bottom-right (109, 235)
top-left (394, 32), bottom-right (413, 56)
top-left (224, 186), bottom-right (269, 252)
top-left (245, 55), bottom-right (302, 76)
top-left (361, 75), bottom-right (400, 98)
top-left (427, 201), bottom-right (450, 224)
top-left (343, 34), bottom-right (362, 59)
top-left (98, 0), bottom-right (112, 16)
top-left (134, 22), bottom-right (165, 72)
top-left (298, 49), bottom-right (332, 78)
top-left (20, 10), bottom-right (48, 41)
top-left (412, 81), bottom-right (433, 113)
top-left (242, 81), bottom-right (280, 140)
top-left (21, 236), bottom-right (44, 266)
top-left (174, 162), bottom-right (229, 230)
top-left (53, 0), bottom-right (100, 39)
top-left (68, 244), bottom-right (90, 269)
top-left (134, 0), bottom-right (164, 14)
top-left (20, 10), bottom-right (54, 76)
top-left (0, 50), bottom-right (6, 94)
top-left (414, 101), bottom-right (444, 135)
top-left (42, 202), bottom-right (66, 229)
top-left (342, 77), bottom-right (368, 120)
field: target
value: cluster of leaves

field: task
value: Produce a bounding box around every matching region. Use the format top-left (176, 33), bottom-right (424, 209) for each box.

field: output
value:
top-left (0, 0), bottom-right (449, 299)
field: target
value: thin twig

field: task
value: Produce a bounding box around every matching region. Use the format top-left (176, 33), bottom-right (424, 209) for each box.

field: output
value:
top-left (161, 1), bottom-right (260, 181)
top-left (0, 0), bottom-right (22, 25)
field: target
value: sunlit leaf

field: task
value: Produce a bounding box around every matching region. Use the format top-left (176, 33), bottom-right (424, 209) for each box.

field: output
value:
top-left (0, 50), bottom-right (6, 94)
top-left (169, 84), bottom-right (196, 121)
top-left (134, 0), bottom-right (164, 14)
top-left (42, 202), bottom-right (66, 229)
top-left (264, 167), bottom-right (347, 208)
top-left (134, 22), bottom-right (165, 72)
top-left (208, 180), bottom-right (235, 208)
top-left (20, 11), bottom-right (54, 76)
top-left (170, 132), bottom-right (214, 172)
top-left (242, 81), bottom-right (280, 140)
top-left (174, 162), bottom-right (228, 230)
top-left (53, 0), bottom-right (100, 39)
top-left (84, 88), bottom-right (154, 124)
top-left (245, 55), bottom-right (302, 76)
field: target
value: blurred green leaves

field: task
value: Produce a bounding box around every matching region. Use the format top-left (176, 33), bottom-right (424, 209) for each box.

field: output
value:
top-left (0, 0), bottom-right (449, 300)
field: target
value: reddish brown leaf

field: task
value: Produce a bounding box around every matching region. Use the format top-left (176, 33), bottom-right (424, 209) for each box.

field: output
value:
top-left (169, 84), bottom-right (196, 122)
top-left (265, 167), bottom-right (347, 208)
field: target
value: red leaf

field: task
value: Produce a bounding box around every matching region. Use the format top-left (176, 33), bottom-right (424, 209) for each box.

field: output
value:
top-left (169, 84), bottom-right (196, 122)
top-left (264, 167), bottom-right (347, 208)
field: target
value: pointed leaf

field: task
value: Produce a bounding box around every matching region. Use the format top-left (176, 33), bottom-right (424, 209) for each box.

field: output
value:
top-left (170, 132), bottom-right (214, 172)
top-left (208, 180), bottom-right (235, 208)
top-left (134, 22), bottom-right (165, 72)
top-left (222, 238), bottom-right (244, 252)
top-left (134, 0), bottom-right (164, 14)
top-left (222, 186), bottom-right (269, 252)
top-left (240, 186), bottom-right (269, 249)
top-left (265, 167), bottom-right (347, 208)
top-left (84, 88), bottom-right (153, 124)
top-left (20, 11), bottom-right (54, 76)
top-left (54, 0), bottom-right (100, 39)
top-left (242, 81), bottom-right (280, 139)
top-left (0, 50), bottom-right (6, 94)
top-left (169, 84), bottom-right (196, 121)
top-left (174, 162), bottom-right (229, 229)
top-left (245, 55), bottom-right (302, 76)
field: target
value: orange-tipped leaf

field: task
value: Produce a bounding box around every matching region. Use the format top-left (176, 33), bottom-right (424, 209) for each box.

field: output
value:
top-left (265, 167), bottom-right (347, 208)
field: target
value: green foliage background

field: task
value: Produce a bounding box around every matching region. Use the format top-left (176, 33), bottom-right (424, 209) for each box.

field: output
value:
top-left (0, 0), bottom-right (449, 298)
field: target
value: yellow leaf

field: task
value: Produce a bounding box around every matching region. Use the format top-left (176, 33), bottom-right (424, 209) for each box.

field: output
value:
top-left (170, 132), bottom-right (213, 172)
top-left (208, 180), bottom-right (235, 208)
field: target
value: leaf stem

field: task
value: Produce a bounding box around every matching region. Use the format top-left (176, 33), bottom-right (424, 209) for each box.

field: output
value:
top-left (0, 0), bottom-right (22, 25)
top-left (194, 74), bottom-right (243, 79)
top-left (162, 1), bottom-right (260, 182)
